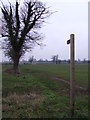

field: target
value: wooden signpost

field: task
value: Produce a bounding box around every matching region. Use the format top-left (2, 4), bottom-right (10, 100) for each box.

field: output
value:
top-left (67, 34), bottom-right (75, 117)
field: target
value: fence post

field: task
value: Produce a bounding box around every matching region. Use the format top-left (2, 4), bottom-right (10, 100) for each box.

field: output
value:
top-left (67, 34), bottom-right (75, 117)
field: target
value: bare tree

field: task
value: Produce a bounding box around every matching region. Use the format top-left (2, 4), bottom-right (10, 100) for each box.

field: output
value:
top-left (29, 56), bottom-right (34, 63)
top-left (1, 0), bottom-right (51, 73)
top-left (51, 55), bottom-right (58, 64)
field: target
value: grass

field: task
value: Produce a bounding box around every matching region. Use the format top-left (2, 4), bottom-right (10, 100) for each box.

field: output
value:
top-left (20, 63), bottom-right (88, 87)
top-left (2, 63), bottom-right (88, 118)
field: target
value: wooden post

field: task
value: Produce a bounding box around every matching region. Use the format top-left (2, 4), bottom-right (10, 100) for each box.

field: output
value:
top-left (70, 34), bottom-right (75, 117)
top-left (67, 34), bottom-right (75, 117)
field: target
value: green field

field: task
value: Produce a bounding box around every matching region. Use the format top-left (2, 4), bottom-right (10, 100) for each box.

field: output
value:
top-left (2, 64), bottom-right (88, 118)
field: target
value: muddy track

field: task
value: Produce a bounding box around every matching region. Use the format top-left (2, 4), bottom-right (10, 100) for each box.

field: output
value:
top-left (53, 77), bottom-right (88, 93)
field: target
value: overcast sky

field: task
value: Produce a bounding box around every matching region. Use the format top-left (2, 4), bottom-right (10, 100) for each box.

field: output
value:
top-left (0, 0), bottom-right (89, 61)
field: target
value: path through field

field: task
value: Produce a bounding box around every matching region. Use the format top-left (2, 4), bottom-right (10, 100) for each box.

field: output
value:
top-left (52, 77), bottom-right (88, 93)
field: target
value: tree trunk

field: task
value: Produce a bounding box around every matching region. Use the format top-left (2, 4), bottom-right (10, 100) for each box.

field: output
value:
top-left (13, 54), bottom-right (20, 74)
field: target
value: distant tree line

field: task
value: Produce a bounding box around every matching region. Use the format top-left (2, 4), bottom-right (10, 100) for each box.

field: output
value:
top-left (2, 57), bottom-right (88, 65)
